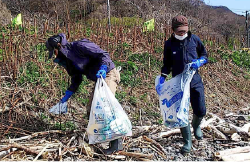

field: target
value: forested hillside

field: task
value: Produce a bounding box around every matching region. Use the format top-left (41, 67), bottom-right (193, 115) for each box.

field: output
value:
top-left (0, 0), bottom-right (249, 161)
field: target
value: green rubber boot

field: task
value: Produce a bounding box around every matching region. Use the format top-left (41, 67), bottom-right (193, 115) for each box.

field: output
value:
top-left (192, 114), bottom-right (203, 140)
top-left (180, 123), bottom-right (192, 154)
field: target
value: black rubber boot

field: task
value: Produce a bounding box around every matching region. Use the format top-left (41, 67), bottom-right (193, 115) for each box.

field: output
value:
top-left (103, 138), bottom-right (123, 155)
top-left (192, 114), bottom-right (203, 140)
top-left (180, 123), bottom-right (192, 155)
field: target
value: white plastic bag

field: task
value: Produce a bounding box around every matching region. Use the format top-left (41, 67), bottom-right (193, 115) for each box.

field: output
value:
top-left (155, 64), bottom-right (196, 128)
top-left (87, 77), bottom-right (132, 144)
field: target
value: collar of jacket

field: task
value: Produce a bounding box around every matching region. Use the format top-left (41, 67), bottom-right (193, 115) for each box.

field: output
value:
top-left (170, 31), bottom-right (192, 42)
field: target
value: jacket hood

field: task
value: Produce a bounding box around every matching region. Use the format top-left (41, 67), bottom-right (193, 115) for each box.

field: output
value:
top-left (58, 33), bottom-right (68, 46)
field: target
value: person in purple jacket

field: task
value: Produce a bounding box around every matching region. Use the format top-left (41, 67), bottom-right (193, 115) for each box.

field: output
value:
top-left (46, 33), bottom-right (122, 155)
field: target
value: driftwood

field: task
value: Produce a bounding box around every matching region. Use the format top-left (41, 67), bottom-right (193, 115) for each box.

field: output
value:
top-left (81, 142), bottom-right (94, 157)
top-left (132, 125), bottom-right (159, 137)
top-left (159, 128), bottom-right (181, 138)
top-left (208, 126), bottom-right (228, 140)
top-left (106, 154), bottom-right (126, 160)
top-left (0, 151), bottom-right (15, 160)
top-left (137, 158), bottom-right (152, 161)
top-left (0, 151), bottom-right (10, 159)
top-left (118, 151), bottom-right (154, 159)
top-left (0, 130), bottom-right (68, 143)
top-left (0, 97), bottom-right (32, 114)
top-left (221, 153), bottom-right (250, 161)
top-left (0, 143), bottom-right (39, 156)
top-left (158, 117), bottom-right (216, 138)
top-left (231, 133), bottom-right (241, 142)
top-left (142, 135), bottom-right (168, 159)
top-left (0, 106), bottom-right (10, 113)
top-left (59, 144), bottom-right (62, 161)
top-left (206, 113), bottom-right (250, 138)
top-left (33, 144), bottom-right (49, 161)
top-left (215, 146), bottom-right (250, 161)
top-left (156, 114), bottom-right (245, 140)
top-left (0, 142), bottom-right (61, 160)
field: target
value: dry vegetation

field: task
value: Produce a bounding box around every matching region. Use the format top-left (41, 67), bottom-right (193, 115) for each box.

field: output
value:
top-left (0, 0), bottom-right (249, 161)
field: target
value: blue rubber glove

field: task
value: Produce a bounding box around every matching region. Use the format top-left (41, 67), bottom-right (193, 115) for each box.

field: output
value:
top-left (156, 76), bottom-right (166, 95)
top-left (61, 90), bottom-right (74, 103)
top-left (191, 57), bottom-right (208, 70)
top-left (96, 65), bottom-right (108, 79)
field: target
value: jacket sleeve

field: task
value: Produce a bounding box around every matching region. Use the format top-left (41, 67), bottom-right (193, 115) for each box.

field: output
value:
top-left (67, 74), bottom-right (83, 93)
top-left (196, 36), bottom-right (208, 61)
top-left (161, 40), bottom-right (172, 76)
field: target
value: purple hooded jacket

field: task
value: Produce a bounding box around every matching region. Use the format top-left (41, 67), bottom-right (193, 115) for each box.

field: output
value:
top-left (56, 33), bottom-right (115, 92)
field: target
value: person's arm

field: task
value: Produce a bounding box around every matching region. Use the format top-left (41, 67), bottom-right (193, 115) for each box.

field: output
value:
top-left (161, 40), bottom-right (172, 78)
top-left (196, 35), bottom-right (208, 61)
top-left (156, 41), bottom-right (172, 95)
top-left (61, 74), bottom-right (82, 103)
top-left (191, 36), bottom-right (208, 69)
top-left (68, 74), bottom-right (83, 93)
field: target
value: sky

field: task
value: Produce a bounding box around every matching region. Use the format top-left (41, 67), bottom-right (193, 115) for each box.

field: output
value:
top-left (203, 0), bottom-right (250, 16)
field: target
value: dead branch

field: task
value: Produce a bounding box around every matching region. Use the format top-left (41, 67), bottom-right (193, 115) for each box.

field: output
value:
top-left (132, 125), bottom-right (159, 137)
top-left (118, 151), bottom-right (154, 159)
top-left (208, 125), bottom-right (228, 140)
top-left (147, 145), bottom-right (166, 160)
top-left (0, 143), bottom-right (39, 156)
top-left (137, 158), bottom-right (152, 161)
top-left (0, 130), bottom-right (68, 143)
top-left (142, 135), bottom-right (168, 158)
top-left (0, 151), bottom-right (15, 161)
top-left (33, 144), bottom-right (49, 161)
top-left (158, 128), bottom-right (181, 138)
top-left (0, 106), bottom-right (10, 113)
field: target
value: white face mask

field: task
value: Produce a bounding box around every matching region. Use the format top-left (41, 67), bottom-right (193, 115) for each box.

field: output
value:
top-left (175, 33), bottom-right (188, 40)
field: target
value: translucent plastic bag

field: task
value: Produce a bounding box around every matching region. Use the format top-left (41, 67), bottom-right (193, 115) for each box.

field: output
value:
top-left (49, 102), bottom-right (67, 114)
top-left (155, 64), bottom-right (196, 128)
top-left (87, 77), bottom-right (132, 144)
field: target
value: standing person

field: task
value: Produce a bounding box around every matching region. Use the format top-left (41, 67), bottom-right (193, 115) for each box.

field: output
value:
top-left (156, 15), bottom-right (208, 154)
top-left (45, 33), bottom-right (122, 155)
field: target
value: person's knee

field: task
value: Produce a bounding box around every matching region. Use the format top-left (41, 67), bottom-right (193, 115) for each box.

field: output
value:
top-left (193, 107), bottom-right (206, 117)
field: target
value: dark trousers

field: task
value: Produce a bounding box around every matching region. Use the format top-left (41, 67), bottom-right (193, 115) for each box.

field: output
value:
top-left (190, 82), bottom-right (206, 117)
